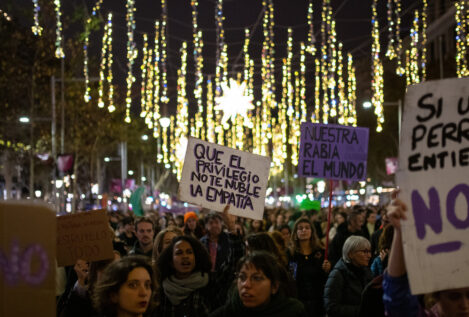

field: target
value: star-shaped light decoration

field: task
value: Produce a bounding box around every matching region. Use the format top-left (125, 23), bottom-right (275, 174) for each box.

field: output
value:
top-left (214, 78), bottom-right (254, 127)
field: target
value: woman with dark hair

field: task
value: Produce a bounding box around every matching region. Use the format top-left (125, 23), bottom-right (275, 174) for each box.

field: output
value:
top-left (288, 217), bottom-right (331, 317)
top-left (245, 232), bottom-right (288, 268)
top-left (248, 219), bottom-right (264, 234)
top-left (92, 255), bottom-right (156, 317)
top-left (154, 235), bottom-right (213, 316)
top-left (210, 251), bottom-right (306, 317)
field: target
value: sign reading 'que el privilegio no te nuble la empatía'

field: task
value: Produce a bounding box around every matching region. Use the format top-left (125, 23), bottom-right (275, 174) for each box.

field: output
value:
top-left (178, 137), bottom-right (271, 220)
top-left (298, 122), bottom-right (369, 181)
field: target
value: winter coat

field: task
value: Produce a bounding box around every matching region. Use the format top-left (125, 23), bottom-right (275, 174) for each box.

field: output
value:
top-left (324, 259), bottom-right (372, 317)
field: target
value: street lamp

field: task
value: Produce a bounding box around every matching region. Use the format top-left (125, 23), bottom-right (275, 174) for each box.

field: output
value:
top-left (362, 101), bottom-right (372, 109)
top-left (19, 116), bottom-right (30, 123)
top-left (362, 100), bottom-right (402, 141)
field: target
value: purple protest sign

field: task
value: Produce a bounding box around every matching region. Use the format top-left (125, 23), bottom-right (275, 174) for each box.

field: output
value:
top-left (298, 123), bottom-right (369, 181)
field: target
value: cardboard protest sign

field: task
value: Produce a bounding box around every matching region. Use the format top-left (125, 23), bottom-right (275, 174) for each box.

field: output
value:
top-left (298, 123), bottom-right (369, 181)
top-left (178, 137), bottom-right (271, 220)
top-left (57, 210), bottom-right (114, 267)
top-left (396, 77), bottom-right (469, 294)
top-left (0, 201), bottom-right (56, 317)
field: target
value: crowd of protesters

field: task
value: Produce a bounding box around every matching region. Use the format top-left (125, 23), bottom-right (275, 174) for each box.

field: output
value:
top-left (56, 194), bottom-right (469, 317)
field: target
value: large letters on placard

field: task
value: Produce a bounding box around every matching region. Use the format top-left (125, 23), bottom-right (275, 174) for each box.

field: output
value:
top-left (397, 77), bottom-right (469, 295)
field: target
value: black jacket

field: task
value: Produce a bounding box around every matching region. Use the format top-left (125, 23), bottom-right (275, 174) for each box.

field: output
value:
top-left (210, 287), bottom-right (306, 317)
top-left (323, 259), bottom-right (372, 317)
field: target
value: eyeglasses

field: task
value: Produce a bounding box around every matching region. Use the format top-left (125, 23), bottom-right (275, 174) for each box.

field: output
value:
top-left (357, 249), bottom-right (371, 254)
top-left (237, 273), bottom-right (266, 284)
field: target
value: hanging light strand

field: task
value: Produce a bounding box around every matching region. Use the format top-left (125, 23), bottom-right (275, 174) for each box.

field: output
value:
top-left (192, 0), bottom-right (205, 139)
top-left (125, 0), bottom-right (137, 123)
top-left (306, 0), bottom-right (316, 55)
top-left (371, 0), bottom-right (384, 132)
top-left (32, 0), bottom-right (42, 35)
top-left (153, 20), bottom-right (161, 137)
top-left (161, 0), bottom-right (169, 104)
top-left (83, 0), bottom-right (103, 102)
top-left (456, 0), bottom-right (469, 77)
top-left (106, 14), bottom-right (115, 113)
top-left (421, 0), bottom-right (428, 81)
top-left (54, 0), bottom-right (64, 58)
top-left (98, 13), bottom-right (113, 110)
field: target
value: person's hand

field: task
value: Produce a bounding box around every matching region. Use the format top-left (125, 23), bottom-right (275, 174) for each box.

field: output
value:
top-left (387, 190), bottom-right (408, 230)
top-left (379, 249), bottom-right (388, 261)
top-left (322, 260), bottom-right (331, 273)
top-left (74, 259), bottom-right (89, 287)
top-left (221, 205), bottom-right (236, 234)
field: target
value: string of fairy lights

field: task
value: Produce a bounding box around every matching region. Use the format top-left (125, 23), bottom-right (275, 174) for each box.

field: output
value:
top-left (125, 0), bottom-right (137, 123)
top-left (83, 0), bottom-right (103, 103)
top-left (31, 0), bottom-right (42, 36)
top-left (371, 0), bottom-right (384, 132)
top-left (53, 0), bottom-right (64, 58)
top-left (456, 0), bottom-right (469, 78)
top-left (32, 0), bottom-right (469, 181)
top-left (98, 13), bottom-right (113, 111)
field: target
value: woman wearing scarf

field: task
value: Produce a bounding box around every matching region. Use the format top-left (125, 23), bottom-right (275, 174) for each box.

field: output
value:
top-left (154, 235), bottom-right (213, 316)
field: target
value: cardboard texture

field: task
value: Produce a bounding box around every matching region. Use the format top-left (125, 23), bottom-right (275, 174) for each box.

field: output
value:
top-left (0, 201), bottom-right (56, 317)
top-left (57, 210), bottom-right (114, 267)
top-left (178, 137), bottom-right (271, 220)
top-left (298, 123), bottom-right (369, 181)
top-left (396, 77), bottom-right (469, 294)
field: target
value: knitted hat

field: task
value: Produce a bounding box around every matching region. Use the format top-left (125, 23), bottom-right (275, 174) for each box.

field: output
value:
top-left (184, 211), bottom-right (198, 224)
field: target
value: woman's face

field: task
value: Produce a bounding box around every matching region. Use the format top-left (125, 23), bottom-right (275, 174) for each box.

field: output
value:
top-left (335, 214), bottom-right (345, 224)
top-left (280, 227), bottom-right (290, 242)
top-left (237, 263), bottom-right (278, 308)
top-left (172, 240), bottom-right (195, 279)
top-left (367, 213), bottom-right (377, 224)
top-left (252, 220), bottom-right (262, 230)
top-left (162, 232), bottom-right (178, 251)
top-left (296, 222), bottom-right (312, 241)
top-left (186, 218), bottom-right (197, 230)
top-left (437, 288), bottom-right (469, 317)
top-left (349, 246), bottom-right (371, 267)
top-left (114, 267), bottom-right (152, 316)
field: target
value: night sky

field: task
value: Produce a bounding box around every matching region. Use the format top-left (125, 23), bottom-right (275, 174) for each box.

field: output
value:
top-left (6, 0), bottom-right (419, 117)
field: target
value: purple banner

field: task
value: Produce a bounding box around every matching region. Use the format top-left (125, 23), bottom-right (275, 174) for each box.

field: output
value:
top-left (298, 123), bottom-right (369, 181)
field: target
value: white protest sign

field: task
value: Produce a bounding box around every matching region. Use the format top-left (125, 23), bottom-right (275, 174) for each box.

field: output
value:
top-left (178, 137), bottom-right (271, 220)
top-left (397, 77), bottom-right (469, 294)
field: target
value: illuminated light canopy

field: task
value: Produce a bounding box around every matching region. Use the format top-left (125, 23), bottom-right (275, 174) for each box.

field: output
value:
top-left (215, 78), bottom-right (254, 127)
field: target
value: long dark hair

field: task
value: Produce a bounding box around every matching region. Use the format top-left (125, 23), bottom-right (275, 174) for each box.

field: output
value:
top-left (92, 256), bottom-right (156, 317)
top-left (156, 235), bottom-right (211, 283)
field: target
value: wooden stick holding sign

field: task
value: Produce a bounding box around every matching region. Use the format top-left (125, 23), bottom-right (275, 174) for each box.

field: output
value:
top-left (324, 179), bottom-right (334, 260)
top-left (178, 137), bottom-right (271, 220)
top-left (298, 122), bottom-right (369, 257)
